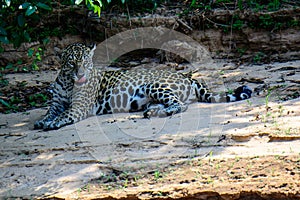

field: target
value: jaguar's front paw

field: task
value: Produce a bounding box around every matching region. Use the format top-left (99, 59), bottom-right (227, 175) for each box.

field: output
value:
top-left (42, 121), bottom-right (62, 131)
top-left (34, 120), bottom-right (44, 129)
top-left (34, 120), bottom-right (51, 130)
top-left (43, 119), bottom-right (74, 131)
top-left (235, 85), bottom-right (252, 100)
top-left (34, 118), bottom-right (54, 130)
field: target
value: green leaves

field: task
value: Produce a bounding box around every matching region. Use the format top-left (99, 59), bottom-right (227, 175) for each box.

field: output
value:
top-left (17, 15), bottom-right (25, 27)
top-left (25, 5), bottom-right (37, 16)
top-left (75, 0), bottom-right (103, 17)
top-left (19, 2), bottom-right (52, 16)
top-left (27, 47), bottom-right (44, 71)
top-left (5, 0), bottom-right (11, 7)
top-left (91, 0), bottom-right (102, 16)
top-left (0, 27), bottom-right (9, 44)
top-left (75, 0), bottom-right (84, 4)
top-left (0, 27), bottom-right (7, 36)
top-left (0, 36), bottom-right (9, 45)
top-left (36, 2), bottom-right (52, 11)
top-left (0, 2), bottom-right (53, 47)
top-left (19, 2), bottom-right (30, 9)
top-left (27, 48), bottom-right (35, 58)
top-left (0, 99), bottom-right (10, 108)
top-left (74, 0), bottom-right (127, 17)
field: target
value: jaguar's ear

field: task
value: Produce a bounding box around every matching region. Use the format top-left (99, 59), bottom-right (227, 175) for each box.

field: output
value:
top-left (89, 43), bottom-right (96, 51)
top-left (54, 47), bottom-right (63, 60)
top-left (89, 43), bottom-right (96, 57)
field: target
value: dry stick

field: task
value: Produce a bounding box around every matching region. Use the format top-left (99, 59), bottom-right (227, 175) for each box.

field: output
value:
top-left (104, 28), bottom-right (110, 63)
top-left (126, 4), bottom-right (132, 29)
top-left (177, 18), bottom-right (193, 32)
top-left (202, 14), bottom-right (229, 28)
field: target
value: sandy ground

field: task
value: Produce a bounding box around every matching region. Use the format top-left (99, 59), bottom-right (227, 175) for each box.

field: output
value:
top-left (0, 60), bottom-right (299, 199)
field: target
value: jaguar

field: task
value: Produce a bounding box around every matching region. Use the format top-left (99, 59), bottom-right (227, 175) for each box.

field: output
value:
top-left (34, 43), bottom-right (252, 130)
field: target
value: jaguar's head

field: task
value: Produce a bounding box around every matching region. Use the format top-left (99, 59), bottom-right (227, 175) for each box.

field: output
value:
top-left (60, 43), bottom-right (96, 85)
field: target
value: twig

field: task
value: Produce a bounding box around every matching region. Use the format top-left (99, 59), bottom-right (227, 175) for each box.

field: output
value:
top-left (177, 18), bottom-right (193, 31)
top-left (202, 14), bottom-right (230, 28)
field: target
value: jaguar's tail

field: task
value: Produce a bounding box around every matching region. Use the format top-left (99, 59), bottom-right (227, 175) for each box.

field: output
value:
top-left (194, 82), bottom-right (252, 103)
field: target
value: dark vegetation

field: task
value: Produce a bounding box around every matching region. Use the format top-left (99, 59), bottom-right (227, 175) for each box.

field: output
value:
top-left (1, 0), bottom-right (299, 49)
top-left (0, 0), bottom-right (299, 113)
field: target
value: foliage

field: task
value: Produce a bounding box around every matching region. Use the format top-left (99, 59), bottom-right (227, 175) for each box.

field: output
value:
top-left (0, 85), bottom-right (49, 113)
top-left (0, 0), bottom-right (118, 49)
top-left (0, 0), bottom-right (52, 48)
top-left (1, 0), bottom-right (297, 50)
top-left (0, 0), bottom-right (164, 50)
top-left (0, 73), bottom-right (9, 87)
top-left (27, 47), bottom-right (44, 70)
top-left (187, 0), bottom-right (299, 32)
top-left (75, 0), bottom-right (115, 16)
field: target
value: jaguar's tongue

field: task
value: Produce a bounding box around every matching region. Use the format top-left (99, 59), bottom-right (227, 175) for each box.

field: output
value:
top-left (75, 67), bottom-right (87, 84)
top-left (75, 75), bottom-right (87, 84)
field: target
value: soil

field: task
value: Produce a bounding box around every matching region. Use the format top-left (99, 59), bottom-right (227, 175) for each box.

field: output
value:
top-left (0, 58), bottom-right (299, 199)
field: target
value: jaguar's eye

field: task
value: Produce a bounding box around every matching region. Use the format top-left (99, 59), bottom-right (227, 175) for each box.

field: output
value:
top-left (68, 54), bottom-right (74, 60)
top-left (69, 60), bottom-right (76, 65)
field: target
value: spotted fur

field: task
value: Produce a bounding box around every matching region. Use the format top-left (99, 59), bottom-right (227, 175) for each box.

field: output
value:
top-left (34, 43), bottom-right (252, 130)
